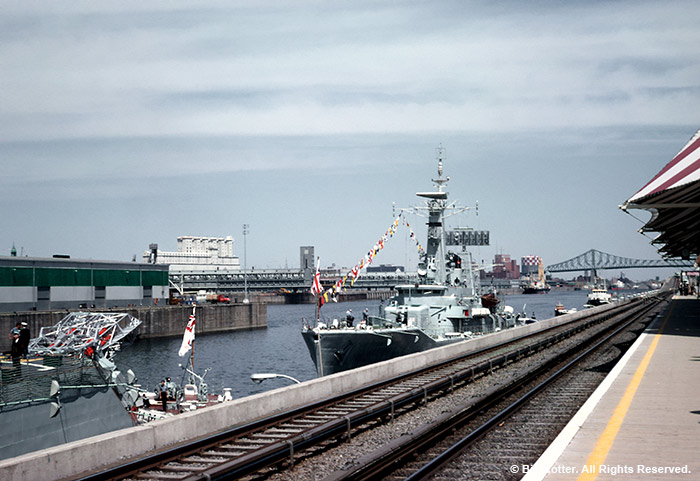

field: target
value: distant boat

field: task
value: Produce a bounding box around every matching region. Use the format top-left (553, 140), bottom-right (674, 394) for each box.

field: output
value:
top-left (586, 279), bottom-right (612, 306)
top-left (521, 259), bottom-right (550, 294)
top-left (522, 280), bottom-right (550, 294)
top-left (516, 305), bottom-right (537, 325)
top-left (481, 292), bottom-right (500, 309)
top-left (554, 302), bottom-right (577, 316)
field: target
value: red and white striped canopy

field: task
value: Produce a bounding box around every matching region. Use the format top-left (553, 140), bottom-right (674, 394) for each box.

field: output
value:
top-left (627, 129), bottom-right (700, 204)
top-left (622, 128), bottom-right (700, 260)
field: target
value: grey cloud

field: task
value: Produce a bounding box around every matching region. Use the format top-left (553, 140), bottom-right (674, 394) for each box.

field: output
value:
top-left (639, 86), bottom-right (700, 99)
top-left (152, 89), bottom-right (284, 109)
top-left (152, 85), bottom-right (480, 111)
top-left (582, 91), bottom-right (633, 104)
top-left (597, 57), bottom-right (687, 76)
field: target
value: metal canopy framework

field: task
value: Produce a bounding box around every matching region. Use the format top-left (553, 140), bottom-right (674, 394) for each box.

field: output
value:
top-left (28, 312), bottom-right (142, 359)
top-left (621, 129), bottom-right (700, 261)
top-left (546, 249), bottom-right (693, 273)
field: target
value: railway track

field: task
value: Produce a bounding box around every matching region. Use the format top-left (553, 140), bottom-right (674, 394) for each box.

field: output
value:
top-left (76, 293), bottom-right (670, 481)
top-left (322, 293), bottom-right (670, 481)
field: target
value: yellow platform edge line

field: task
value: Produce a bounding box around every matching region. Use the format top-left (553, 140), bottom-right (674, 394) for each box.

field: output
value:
top-left (576, 302), bottom-right (674, 481)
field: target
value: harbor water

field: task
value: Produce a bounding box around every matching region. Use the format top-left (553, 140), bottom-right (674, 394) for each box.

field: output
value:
top-left (114, 290), bottom-right (620, 400)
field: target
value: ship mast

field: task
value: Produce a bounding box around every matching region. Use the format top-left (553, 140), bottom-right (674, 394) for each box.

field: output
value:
top-left (402, 146), bottom-right (476, 286)
top-left (432, 146), bottom-right (450, 194)
top-left (433, 147), bottom-right (449, 284)
top-left (413, 147), bottom-right (450, 284)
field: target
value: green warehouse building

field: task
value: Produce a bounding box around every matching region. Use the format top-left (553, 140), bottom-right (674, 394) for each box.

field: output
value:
top-left (0, 255), bottom-right (169, 312)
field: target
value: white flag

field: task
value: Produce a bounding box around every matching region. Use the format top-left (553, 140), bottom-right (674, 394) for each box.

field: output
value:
top-left (178, 306), bottom-right (196, 357)
top-left (310, 257), bottom-right (322, 296)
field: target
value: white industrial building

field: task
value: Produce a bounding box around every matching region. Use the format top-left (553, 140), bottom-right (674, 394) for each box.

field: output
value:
top-left (144, 236), bottom-right (241, 271)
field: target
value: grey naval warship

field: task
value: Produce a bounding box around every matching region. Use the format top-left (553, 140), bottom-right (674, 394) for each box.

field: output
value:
top-left (302, 149), bottom-right (517, 377)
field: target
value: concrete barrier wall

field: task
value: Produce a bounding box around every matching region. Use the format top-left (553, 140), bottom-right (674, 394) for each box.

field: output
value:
top-left (0, 303), bottom-right (267, 352)
top-left (0, 301), bottom-right (622, 481)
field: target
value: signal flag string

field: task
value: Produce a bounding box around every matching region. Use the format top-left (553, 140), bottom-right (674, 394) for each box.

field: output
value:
top-left (313, 212), bottom-right (425, 309)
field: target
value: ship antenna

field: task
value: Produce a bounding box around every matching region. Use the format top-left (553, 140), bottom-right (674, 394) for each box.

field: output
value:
top-left (433, 145), bottom-right (450, 192)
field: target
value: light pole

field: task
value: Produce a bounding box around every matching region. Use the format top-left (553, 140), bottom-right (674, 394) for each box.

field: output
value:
top-left (250, 373), bottom-right (301, 384)
top-left (242, 224), bottom-right (249, 303)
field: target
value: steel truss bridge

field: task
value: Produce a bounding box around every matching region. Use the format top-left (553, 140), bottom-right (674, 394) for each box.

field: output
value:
top-left (546, 249), bottom-right (694, 273)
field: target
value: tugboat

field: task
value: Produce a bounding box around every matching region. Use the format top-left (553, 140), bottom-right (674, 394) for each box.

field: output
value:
top-left (586, 279), bottom-right (612, 306)
top-left (301, 148), bottom-right (517, 377)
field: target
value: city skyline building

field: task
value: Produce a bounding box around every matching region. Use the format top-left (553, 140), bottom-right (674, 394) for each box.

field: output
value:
top-left (493, 253), bottom-right (520, 279)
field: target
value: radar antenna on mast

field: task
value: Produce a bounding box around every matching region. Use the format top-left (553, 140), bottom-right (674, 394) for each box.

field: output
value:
top-left (432, 145), bottom-right (450, 193)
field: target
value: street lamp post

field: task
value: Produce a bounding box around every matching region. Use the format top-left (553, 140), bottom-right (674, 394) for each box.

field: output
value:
top-left (250, 373), bottom-right (301, 384)
top-left (243, 224), bottom-right (249, 303)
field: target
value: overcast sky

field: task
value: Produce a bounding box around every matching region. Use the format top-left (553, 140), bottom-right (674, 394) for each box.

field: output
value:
top-left (2, 1), bottom-right (699, 281)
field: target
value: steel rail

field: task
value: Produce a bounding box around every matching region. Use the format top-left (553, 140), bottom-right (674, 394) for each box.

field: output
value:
top-left (76, 295), bottom-right (667, 481)
top-left (400, 298), bottom-right (665, 481)
top-left (179, 301), bottom-right (657, 481)
top-left (325, 296), bottom-right (667, 481)
top-left (405, 300), bottom-right (663, 480)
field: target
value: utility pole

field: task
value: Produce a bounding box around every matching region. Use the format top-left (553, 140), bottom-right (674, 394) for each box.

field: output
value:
top-left (243, 224), bottom-right (249, 303)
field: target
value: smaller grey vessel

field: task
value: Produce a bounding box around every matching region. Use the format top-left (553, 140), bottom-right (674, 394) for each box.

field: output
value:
top-left (302, 148), bottom-right (517, 376)
top-left (0, 312), bottom-right (144, 460)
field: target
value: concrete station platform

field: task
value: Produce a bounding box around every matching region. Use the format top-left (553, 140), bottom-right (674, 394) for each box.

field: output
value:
top-left (523, 296), bottom-right (700, 481)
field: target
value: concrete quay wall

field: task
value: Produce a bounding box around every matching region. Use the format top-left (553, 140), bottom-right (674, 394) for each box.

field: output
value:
top-left (0, 303), bottom-right (267, 352)
top-left (134, 303), bottom-right (266, 339)
top-left (0, 302), bottom-right (621, 481)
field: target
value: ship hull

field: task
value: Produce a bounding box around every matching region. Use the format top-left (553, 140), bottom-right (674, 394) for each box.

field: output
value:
top-left (301, 328), bottom-right (464, 376)
top-left (522, 287), bottom-right (550, 294)
top-left (0, 358), bottom-right (134, 460)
